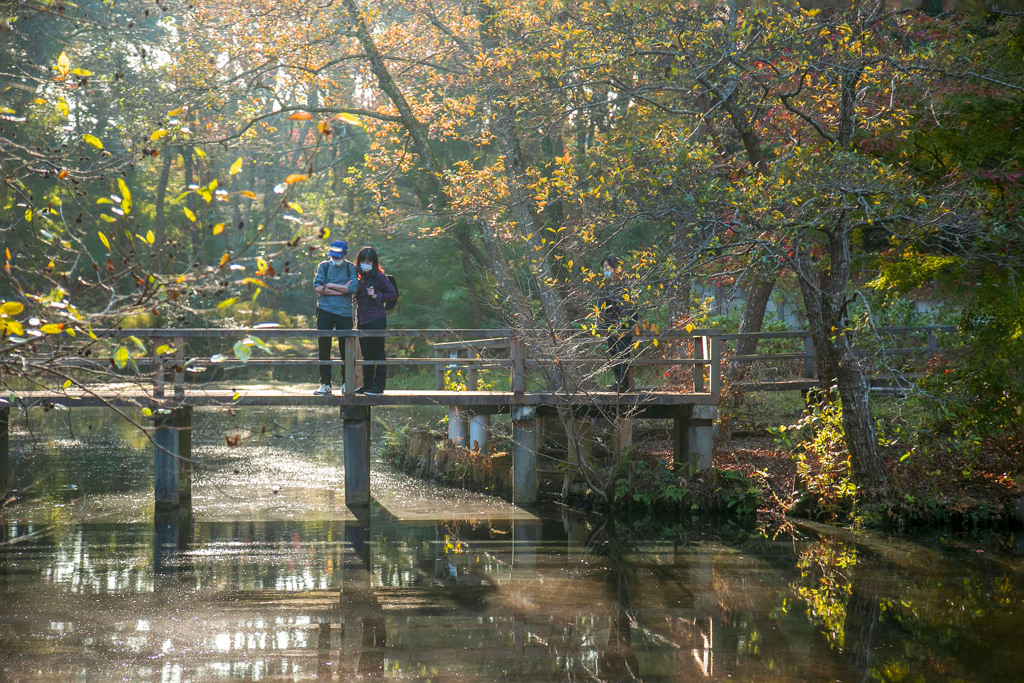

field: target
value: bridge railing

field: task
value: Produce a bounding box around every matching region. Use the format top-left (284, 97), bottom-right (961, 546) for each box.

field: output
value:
top-left (718, 325), bottom-right (957, 391)
top-left (18, 328), bottom-right (724, 400)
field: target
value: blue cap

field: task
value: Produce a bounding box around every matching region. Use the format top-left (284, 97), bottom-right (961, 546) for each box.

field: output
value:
top-left (328, 240), bottom-right (348, 257)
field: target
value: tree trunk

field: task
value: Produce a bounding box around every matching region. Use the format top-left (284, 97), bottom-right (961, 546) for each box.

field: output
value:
top-left (794, 235), bottom-right (887, 500)
top-left (735, 273), bottom-right (777, 358)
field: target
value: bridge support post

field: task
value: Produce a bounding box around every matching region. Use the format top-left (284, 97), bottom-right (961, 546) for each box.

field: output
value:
top-left (343, 406), bottom-right (371, 506)
top-left (511, 406), bottom-right (538, 506)
top-left (469, 414), bottom-right (490, 452)
top-left (672, 405), bottom-right (716, 471)
top-left (447, 408), bottom-right (467, 447)
top-left (0, 405), bottom-right (9, 501)
top-left (154, 407), bottom-right (192, 510)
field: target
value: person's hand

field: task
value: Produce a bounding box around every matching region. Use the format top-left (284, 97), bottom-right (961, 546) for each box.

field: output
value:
top-left (368, 285), bottom-right (376, 299)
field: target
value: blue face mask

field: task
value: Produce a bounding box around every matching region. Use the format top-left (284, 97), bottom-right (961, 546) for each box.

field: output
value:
top-left (331, 257), bottom-right (345, 266)
top-left (360, 262), bottom-right (373, 272)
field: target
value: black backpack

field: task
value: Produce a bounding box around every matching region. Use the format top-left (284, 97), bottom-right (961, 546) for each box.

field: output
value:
top-left (383, 273), bottom-right (399, 311)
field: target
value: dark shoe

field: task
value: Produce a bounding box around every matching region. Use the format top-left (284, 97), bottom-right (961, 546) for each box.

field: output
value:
top-left (606, 383), bottom-right (619, 392)
top-left (355, 386), bottom-right (368, 394)
top-left (365, 389), bottom-right (384, 395)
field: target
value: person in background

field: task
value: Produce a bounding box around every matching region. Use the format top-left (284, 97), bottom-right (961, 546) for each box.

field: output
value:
top-left (353, 246), bottom-right (397, 395)
top-left (312, 240), bottom-right (357, 395)
top-left (598, 256), bottom-right (637, 392)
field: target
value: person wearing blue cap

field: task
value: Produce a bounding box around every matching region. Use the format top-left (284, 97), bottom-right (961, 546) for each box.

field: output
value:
top-left (313, 240), bottom-right (358, 395)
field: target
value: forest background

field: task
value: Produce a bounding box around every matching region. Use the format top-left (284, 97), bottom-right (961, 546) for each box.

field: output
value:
top-left (1, 0), bottom-right (1022, 524)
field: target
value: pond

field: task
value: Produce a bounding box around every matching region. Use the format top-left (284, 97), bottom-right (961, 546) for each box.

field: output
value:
top-left (1, 407), bottom-right (1022, 681)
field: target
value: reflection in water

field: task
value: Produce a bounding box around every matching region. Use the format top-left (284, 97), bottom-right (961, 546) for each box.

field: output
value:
top-left (0, 408), bottom-right (1022, 680)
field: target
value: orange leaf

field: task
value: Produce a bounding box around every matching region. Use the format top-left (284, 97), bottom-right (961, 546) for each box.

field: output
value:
top-left (287, 112), bottom-right (312, 120)
top-left (284, 174), bottom-right (309, 184)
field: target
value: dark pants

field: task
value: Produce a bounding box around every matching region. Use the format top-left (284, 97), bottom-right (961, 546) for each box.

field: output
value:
top-left (358, 316), bottom-right (387, 392)
top-left (317, 308), bottom-right (353, 386)
top-left (607, 332), bottom-right (633, 390)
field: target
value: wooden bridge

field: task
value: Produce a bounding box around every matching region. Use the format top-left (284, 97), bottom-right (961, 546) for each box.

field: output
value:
top-left (0, 325), bottom-right (953, 510)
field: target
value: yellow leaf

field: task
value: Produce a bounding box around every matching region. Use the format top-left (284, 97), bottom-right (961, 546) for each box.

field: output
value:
top-left (57, 51), bottom-right (70, 77)
top-left (183, 207), bottom-right (196, 222)
top-left (71, 68), bottom-right (93, 76)
top-left (1, 301), bottom-right (24, 316)
top-left (219, 252), bottom-right (230, 267)
top-left (145, 230), bottom-right (155, 244)
top-left (40, 323), bottom-right (64, 334)
top-left (3, 320), bottom-right (24, 336)
top-left (333, 112), bottom-right (364, 127)
top-left (285, 173), bottom-right (309, 184)
top-left (229, 157), bottom-right (243, 175)
top-left (62, 379), bottom-right (72, 389)
top-left (117, 178), bottom-right (132, 215)
top-left (56, 99), bottom-right (69, 117)
top-left (98, 231), bottom-right (110, 251)
top-left (142, 407), bottom-right (153, 417)
top-left (212, 223), bottom-right (224, 236)
top-left (34, 98), bottom-right (47, 105)
top-left (217, 297), bottom-right (237, 308)
top-left (150, 129), bottom-right (168, 141)
top-left (240, 190), bottom-right (256, 199)
top-left (168, 108), bottom-right (183, 117)
top-left (685, 323), bottom-right (695, 334)
top-left (256, 257), bottom-right (268, 274)
top-left (288, 112), bottom-right (312, 120)
top-left (83, 134), bottom-right (103, 149)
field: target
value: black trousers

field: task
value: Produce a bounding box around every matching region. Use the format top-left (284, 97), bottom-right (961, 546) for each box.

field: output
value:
top-left (607, 332), bottom-right (633, 389)
top-left (317, 308), bottom-right (353, 386)
top-left (358, 316), bottom-right (388, 391)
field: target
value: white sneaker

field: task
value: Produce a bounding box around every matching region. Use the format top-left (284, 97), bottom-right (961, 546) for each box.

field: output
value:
top-left (340, 383), bottom-right (345, 394)
top-left (314, 383), bottom-right (332, 396)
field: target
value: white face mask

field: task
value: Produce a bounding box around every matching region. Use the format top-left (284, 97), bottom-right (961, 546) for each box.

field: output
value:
top-left (603, 269), bottom-right (613, 279)
top-left (359, 262), bottom-right (373, 272)
top-left (331, 257), bottom-right (345, 266)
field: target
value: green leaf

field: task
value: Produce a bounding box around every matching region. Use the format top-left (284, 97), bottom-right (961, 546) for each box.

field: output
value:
top-left (113, 346), bottom-right (130, 369)
top-left (244, 335), bottom-right (272, 353)
top-left (217, 297), bottom-right (237, 309)
top-left (233, 340), bottom-right (252, 362)
top-left (128, 336), bottom-right (147, 352)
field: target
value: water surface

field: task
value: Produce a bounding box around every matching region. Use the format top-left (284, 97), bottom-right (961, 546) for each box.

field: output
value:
top-left (1, 407), bottom-right (1021, 680)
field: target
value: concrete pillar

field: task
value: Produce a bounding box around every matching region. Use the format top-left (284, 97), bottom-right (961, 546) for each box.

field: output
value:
top-left (154, 408), bottom-right (193, 510)
top-left (469, 414), bottom-right (490, 452)
top-left (447, 408), bottom-right (467, 446)
top-left (176, 407), bottom-right (193, 501)
top-left (511, 405), bottom-right (538, 505)
top-left (673, 405), bottom-right (716, 471)
top-left (0, 405), bottom-right (9, 501)
top-left (343, 406), bottom-right (371, 506)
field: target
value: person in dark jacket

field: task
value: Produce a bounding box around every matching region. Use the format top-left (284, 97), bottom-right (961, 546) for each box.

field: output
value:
top-left (353, 246), bottom-right (397, 394)
top-left (598, 256), bottom-right (637, 392)
top-left (313, 240), bottom-right (358, 395)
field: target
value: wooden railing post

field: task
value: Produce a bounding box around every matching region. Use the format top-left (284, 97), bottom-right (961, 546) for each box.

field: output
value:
top-left (691, 336), bottom-right (706, 393)
top-left (153, 342), bottom-right (165, 399)
top-left (173, 336), bottom-right (184, 400)
top-left (803, 335), bottom-right (815, 379)
top-left (511, 336), bottom-right (526, 397)
top-left (344, 334), bottom-right (357, 395)
top-left (434, 347), bottom-right (445, 391)
top-left (708, 334), bottom-right (722, 398)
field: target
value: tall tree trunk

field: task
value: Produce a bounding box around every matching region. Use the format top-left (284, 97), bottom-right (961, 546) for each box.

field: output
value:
top-left (794, 233), bottom-right (887, 500)
top-left (735, 273), bottom-right (777, 359)
top-left (154, 146), bottom-right (174, 244)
